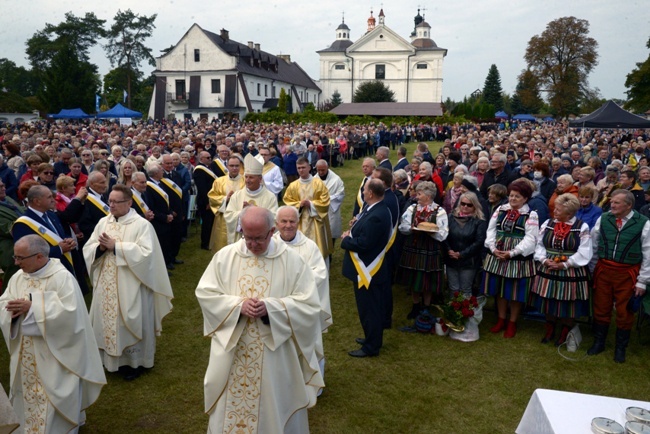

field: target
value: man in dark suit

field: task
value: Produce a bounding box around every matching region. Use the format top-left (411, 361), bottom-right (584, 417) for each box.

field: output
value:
top-left (161, 155), bottom-right (185, 268)
top-left (394, 146), bottom-right (409, 172)
top-left (376, 146), bottom-right (392, 171)
top-left (352, 158), bottom-right (376, 217)
top-left (146, 165), bottom-right (174, 269)
top-left (131, 172), bottom-right (154, 221)
top-left (209, 145), bottom-right (230, 178)
top-left (78, 171), bottom-right (110, 248)
top-left (12, 185), bottom-right (77, 276)
top-left (193, 151), bottom-right (218, 250)
top-left (372, 168), bottom-right (400, 330)
top-left (341, 179), bottom-right (392, 357)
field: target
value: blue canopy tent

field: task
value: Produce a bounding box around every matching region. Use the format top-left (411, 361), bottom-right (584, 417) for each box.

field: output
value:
top-left (513, 114), bottom-right (537, 122)
top-left (543, 116), bottom-right (555, 122)
top-left (48, 108), bottom-right (93, 119)
top-left (495, 111), bottom-right (509, 119)
top-left (96, 103), bottom-right (142, 118)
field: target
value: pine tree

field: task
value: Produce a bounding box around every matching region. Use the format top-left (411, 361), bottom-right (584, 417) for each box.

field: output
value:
top-left (331, 90), bottom-right (342, 107)
top-left (278, 88), bottom-right (289, 113)
top-left (513, 69), bottom-right (544, 113)
top-left (353, 80), bottom-right (396, 103)
top-left (482, 64), bottom-right (504, 111)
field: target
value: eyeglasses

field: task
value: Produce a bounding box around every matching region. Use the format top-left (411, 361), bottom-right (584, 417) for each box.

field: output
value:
top-left (13, 253), bottom-right (39, 261)
top-left (108, 199), bottom-right (130, 205)
top-left (243, 230), bottom-right (272, 244)
top-left (41, 171), bottom-right (54, 175)
top-left (460, 202), bottom-right (475, 208)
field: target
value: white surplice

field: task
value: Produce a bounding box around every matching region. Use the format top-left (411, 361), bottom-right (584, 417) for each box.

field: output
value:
top-left (0, 259), bottom-right (106, 434)
top-left (223, 186), bottom-right (278, 244)
top-left (83, 209), bottom-right (173, 371)
top-left (196, 238), bottom-right (323, 434)
top-left (320, 169), bottom-right (345, 238)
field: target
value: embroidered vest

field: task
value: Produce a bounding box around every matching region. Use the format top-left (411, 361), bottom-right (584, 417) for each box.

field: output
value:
top-left (598, 212), bottom-right (648, 264)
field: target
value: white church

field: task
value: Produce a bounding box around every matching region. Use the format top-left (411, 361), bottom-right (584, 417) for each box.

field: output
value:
top-left (317, 9), bottom-right (447, 104)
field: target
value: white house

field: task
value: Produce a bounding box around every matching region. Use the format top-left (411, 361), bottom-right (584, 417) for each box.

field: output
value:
top-left (148, 24), bottom-right (321, 121)
top-left (317, 9), bottom-right (447, 104)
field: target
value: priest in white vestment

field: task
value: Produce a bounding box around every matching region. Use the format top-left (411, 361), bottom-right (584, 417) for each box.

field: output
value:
top-left (196, 206), bottom-right (323, 434)
top-left (83, 185), bottom-right (173, 381)
top-left (0, 235), bottom-right (106, 433)
top-left (315, 159), bottom-right (345, 241)
top-left (256, 146), bottom-right (284, 195)
top-left (224, 153), bottom-right (278, 244)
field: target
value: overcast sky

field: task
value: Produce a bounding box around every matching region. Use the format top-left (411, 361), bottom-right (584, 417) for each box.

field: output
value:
top-left (2, 0), bottom-right (648, 103)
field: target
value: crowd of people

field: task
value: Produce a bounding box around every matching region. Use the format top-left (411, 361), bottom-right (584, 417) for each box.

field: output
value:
top-left (1, 116), bottom-right (649, 432)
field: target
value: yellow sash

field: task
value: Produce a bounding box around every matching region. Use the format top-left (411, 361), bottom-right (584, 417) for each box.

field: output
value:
top-left (213, 158), bottom-right (227, 175)
top-left (195, 164), bottom-right (217, 179)
top-left (14, 216), bottom-right (73, 266)
top-left (147, 181), bottom-right (169, 206)
top-left (131, 190), bottom-right (150, 214)
top-left (87, 194), bottom-right (110, 216)
top-left (160, 177), bottom-right (183, 199)
top-left (356, 178), bottom-right (366, 209)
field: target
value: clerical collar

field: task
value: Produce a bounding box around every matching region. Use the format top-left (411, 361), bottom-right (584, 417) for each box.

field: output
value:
top-left (318, 171), bottom-right (329, 181)
top-left (246, 185), bottom-right (263, 194)
top-left (282, 232), bottom-right (300, 245)
top-left (26, 259), bottom-right (51, 278)
top-left (299, 174), bottom-right (313, 184)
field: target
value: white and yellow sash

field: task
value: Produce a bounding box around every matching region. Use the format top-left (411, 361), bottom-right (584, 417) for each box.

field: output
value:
top-left (213, 158), bottom-right (227, 175)
top-left (131, 190), bottom-right (150, 214)
top-left (160, 177), bottom-right (183, 199)
top-left (356, 177), bottom-right (366, 209)
top-left (147, 181), bottom-right (169, 206)
top-left (87, 194), bottom-right (110, 216)
top-left (195, 164), bottom-right (217, 179)
top-left (14, 216), bottom-right (73, 266)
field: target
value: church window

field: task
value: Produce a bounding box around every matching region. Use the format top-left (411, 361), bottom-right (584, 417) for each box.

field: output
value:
top-left (416, 63), bottom-right (428, 69)
top-left (334, 64), bottom-right (345, 70)
top-left (375, 64), bottom-right (385, 79)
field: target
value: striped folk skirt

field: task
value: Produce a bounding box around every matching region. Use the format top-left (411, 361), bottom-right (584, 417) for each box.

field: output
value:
top-left (529, 262), bottom-right (591, 318)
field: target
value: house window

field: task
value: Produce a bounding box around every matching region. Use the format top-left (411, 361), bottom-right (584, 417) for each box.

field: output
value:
top-left (264, 84), bottom-right (268, 97)
top-left (375, 64), bottom-right (385, 79)
top-left (334, 64), bottom-right (345, 70)
top-left (175, 80), bottom-right (186, 99)
top-left (300, 91), bottom-right (303, 100)
top-left (416, 63), bottom-right (428, 69)
top-left (194, 49), bottom-right (200, 62)
top-left (211, 79), bottom-right (221, 93)
top-left (272, 86), bottom-right (276, 98)
top-left (257, 83), bottom-right (261, 96)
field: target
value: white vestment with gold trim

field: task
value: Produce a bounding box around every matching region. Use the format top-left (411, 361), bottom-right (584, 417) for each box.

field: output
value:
top-left (83, 209), bottom-right (173, 371)
top-left (196, 239), bottom-right (323, 434)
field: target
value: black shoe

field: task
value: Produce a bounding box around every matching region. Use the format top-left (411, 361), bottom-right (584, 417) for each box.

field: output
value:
top-left (355, 337), bottom-right (365, 345)
top-left (614, 328), bottom-right (631, 363)
top-left (406, 303), bottom-right (421, 320)
top-left (201, 246), bottom-right (210, 251)
top-left (166, 263), bottom-right (175, 270)
top-left (587, 323), bottom-right (610, 356)
top-left (348, 349), bottom-right (376, 358)
top-left (122, 366), bottom-right (140, 381)
top-left (173, 259), bottom-right (184, 264)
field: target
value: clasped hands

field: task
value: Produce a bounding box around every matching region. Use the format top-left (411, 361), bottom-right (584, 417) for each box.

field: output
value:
top-left (241, 298), bottom-right (267, 319)
top-left (493, 249), bottom-right (511, 260)
top-left (58, 237), bottom-right (77, 253)
top-left (98, 232), bottom-right (116, 252)
top-left (5, 298), bottom-right (31, 319)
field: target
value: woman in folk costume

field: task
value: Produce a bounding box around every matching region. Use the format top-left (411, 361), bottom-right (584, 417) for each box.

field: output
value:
top-left (483, 178), bottom-right (539, 338)
top-left (398, 181), bottom-right (449, 319)
top-left (530, 194), bottom-right (592, 346)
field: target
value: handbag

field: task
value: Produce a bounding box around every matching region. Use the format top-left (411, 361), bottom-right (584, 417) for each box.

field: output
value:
top-left (566, 324), bottom-right (582, 352)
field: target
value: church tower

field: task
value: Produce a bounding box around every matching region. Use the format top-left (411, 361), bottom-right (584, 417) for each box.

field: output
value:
top-left (378, 8), bottom-right (385, 25)
top-left (367, 9), bottom-right (376, 33)
top-left (336, 14), bottom-right (350, 41)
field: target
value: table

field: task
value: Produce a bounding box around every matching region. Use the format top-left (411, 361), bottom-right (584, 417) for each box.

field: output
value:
top-left (516, 388), bottom-right (650, 433)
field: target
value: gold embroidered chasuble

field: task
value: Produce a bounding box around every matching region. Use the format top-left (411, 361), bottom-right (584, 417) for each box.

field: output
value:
top-left (0, 259), bottom-right (106, 433)
top-left (196, 239), bottom-right (323, 434)
top-left (207, 175), bottom-right (245, 254)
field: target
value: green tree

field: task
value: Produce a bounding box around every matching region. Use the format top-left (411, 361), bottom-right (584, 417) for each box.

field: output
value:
top-left (103, 66), bottom-right (152, 114)
top-left (0, 59), bottom-right (40, 97)
top-left (331, 90), bottom-right (342, 107)
top-left (277, 88), bottom-right (290, 113)
top-left (625, 37), bottom-right (650, 113)
top-left (524, 16), bottom-right (598, 117)
top-left (580, 87), bottom-right (606, 114)
top-left (104, 9), bottom-right (157, 108)
top-left (353, 80), bottom-right (396, 103)
top-left (482, 64), bottom-right (504, 111)
top-left (512, 69), bottom-right (544, 114)
top-left (25, 12), bottom-right (105, 113)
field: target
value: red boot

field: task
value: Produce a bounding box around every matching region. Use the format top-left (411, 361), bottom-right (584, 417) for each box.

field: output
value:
top-left (555, 325), bottom-right (570, 346)
top-left (541, 321), bottom-right (555, 344)
top-left (503, 321), bottom-right (517, 338)
top-left (490, 318), bottom-right (508, 333)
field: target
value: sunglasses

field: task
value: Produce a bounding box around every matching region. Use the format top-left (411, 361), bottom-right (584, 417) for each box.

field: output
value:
top-left (460, 202), bottom-right (474, 208)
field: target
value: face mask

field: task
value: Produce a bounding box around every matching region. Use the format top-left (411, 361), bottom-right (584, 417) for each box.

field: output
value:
top-left (533, 171), bottom-right (543, 179)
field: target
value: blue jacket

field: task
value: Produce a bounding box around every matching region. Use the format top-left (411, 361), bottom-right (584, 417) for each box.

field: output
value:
top-left (576, 203), bottom-right (603, 230)
top-left (0, 163), bottom-right (18, 200)
top-left (527, 195), bottom-right (550, 226)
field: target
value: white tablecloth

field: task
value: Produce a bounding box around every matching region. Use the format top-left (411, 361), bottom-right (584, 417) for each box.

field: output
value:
top-left (516, 388), bottom-right (650, 433)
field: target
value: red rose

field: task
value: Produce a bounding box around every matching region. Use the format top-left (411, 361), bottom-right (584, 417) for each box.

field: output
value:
top-left (462, 299), bottom-right (470, 308)
top-left (461, 308), bottom-right (470, 317)
top-left (452, 302), bottom-right (462, 310)
top-left (468, 310), bottom-right (475, 317)
top-left (453, 291), bottom-right (461, 298)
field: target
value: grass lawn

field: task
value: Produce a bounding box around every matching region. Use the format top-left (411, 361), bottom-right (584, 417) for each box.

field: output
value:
top-left (1, 141), bottom-right (649, 433)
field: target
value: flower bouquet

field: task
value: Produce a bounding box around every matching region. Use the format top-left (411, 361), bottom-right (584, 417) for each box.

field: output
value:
top-left (434, 292), bottom-right (486, 342)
